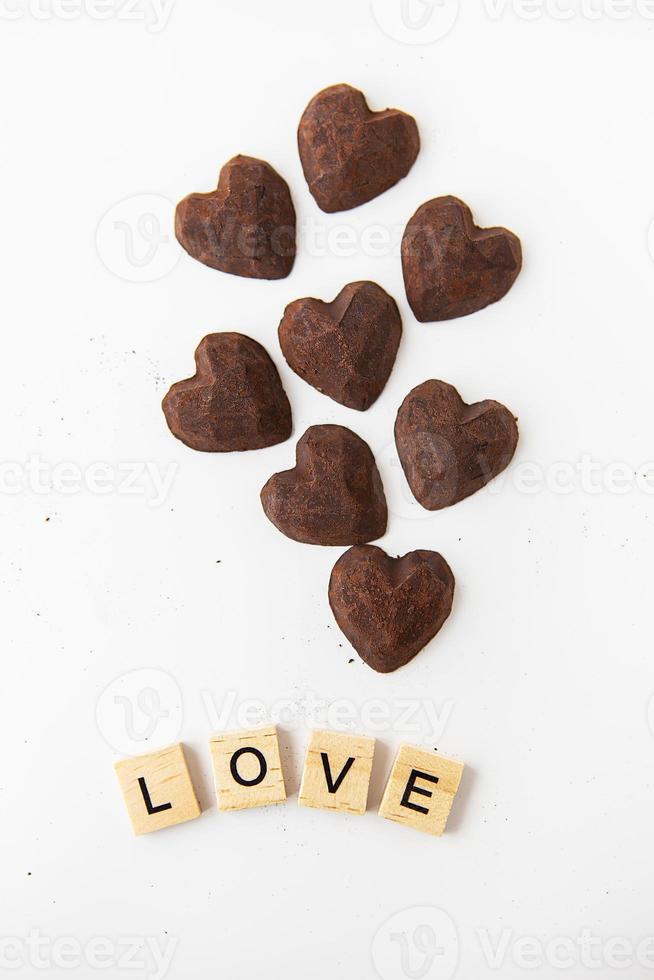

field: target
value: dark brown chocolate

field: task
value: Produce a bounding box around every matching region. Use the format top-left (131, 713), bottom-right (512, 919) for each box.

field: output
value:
top-left (297, 84), bottom-right (420, 213)
top-left (162, 333), bottom-right (292, 452)
top-left (278, 281), bottom-right (402, 411)
top-left (395, 379), bottom-right (518, 509)
top-left (329, 545), bottom-right (455, 673)
top-left (260, 425), bottom-right (387, 545)
top-left (175, 155), bottom-right (296, 279)
top-left (402, 196), bottom-right (522, 321)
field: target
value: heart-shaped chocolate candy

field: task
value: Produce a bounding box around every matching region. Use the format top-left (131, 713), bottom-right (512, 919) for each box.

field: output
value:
top-left (402, 196), bottom-right (522, 321)
top-left (162, 333), bottom-right (292, 452)
top-left (278, 281), bottom-right (402, 411)
top-left (395, 379), bottom-right (518, 509)
top-left (175, 155), bottom-right (296, 279)
top-left (298, 84), bottom-right (420, 213)
top-left (329, 545), bottom-right (455, 673)
top-left (260, 425), bottom-right (387, 545)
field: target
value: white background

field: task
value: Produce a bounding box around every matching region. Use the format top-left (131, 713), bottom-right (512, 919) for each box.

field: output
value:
top-left (2, 1), bottom-right (654, 978)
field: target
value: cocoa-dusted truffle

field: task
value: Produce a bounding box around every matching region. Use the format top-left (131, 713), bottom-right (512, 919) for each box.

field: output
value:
top-left (329, 545), bottom-right (455, 673)
top-left (402, 196), bottom-right (522, 321)
top-left (395, 379), bottom-right (518, 509)
top-left (278, 281), bottom-right (402, 411)
top-left (162, 333), bottom-right (292, 452)
top-left (298, 84), bottom-right (420, 213)
top-left (175, 155), bottom-right (296, 279)
top-left (260, 425), bottom-right (387, 545)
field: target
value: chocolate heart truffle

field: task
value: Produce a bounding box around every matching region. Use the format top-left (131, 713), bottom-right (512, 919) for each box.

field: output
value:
top-left (175, 155), bottom-right (296, 279)
top-left (395, 379), bottom-right (518, 509)
top-left (260, 425), bottom-right (387, 545)
top-left (329, 545), bottom-right (455, 673)
top-left (278, 281), bottom-right (402, 411)
top-left (402, 196), bottom-right (522, 321)
top-left (162, 333), bottom-right (292, 452)
top-left (298, 84), bottom-right (420, 213)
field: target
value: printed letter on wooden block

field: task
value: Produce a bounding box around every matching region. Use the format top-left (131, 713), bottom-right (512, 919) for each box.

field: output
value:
top-left (298, 729), bottom-right (375, 816)
top-left (210, 725), bottom-right (286, 811)
top-left (114, 743), bottom-right (201, 836)
top-left (379, 745), bottom-right (464, 836)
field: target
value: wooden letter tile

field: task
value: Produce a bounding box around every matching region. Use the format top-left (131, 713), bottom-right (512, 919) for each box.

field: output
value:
top-left (379, 744), bottom-right (464, 836)
top-left (210, 725), bottom-right (286, 811)
top-left (114, 743), bottom-right (201, 836)
top-left (299, 729), bottom-right (375, 816)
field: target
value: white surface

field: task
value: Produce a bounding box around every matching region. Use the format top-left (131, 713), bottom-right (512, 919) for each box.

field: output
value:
top-left (2, 2), bottom-right (654, 978)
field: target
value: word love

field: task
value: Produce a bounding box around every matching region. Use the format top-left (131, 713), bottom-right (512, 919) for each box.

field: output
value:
top-left (114, 727), bottom-right (465, 838)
